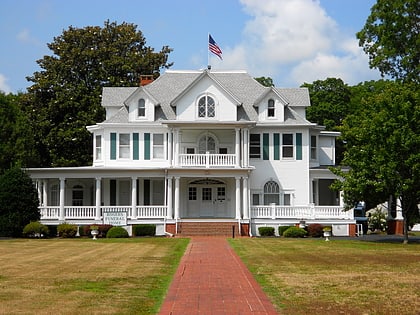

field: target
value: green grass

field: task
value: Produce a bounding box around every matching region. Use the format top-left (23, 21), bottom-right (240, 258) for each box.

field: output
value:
top-left (229, 238), bottom-right (420, 315)
top-left (0, 238), bottom-right (189, 315)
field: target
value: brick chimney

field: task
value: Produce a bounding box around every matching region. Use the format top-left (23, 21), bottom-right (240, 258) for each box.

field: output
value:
top-left (140, 75), bottom-right (154, 86)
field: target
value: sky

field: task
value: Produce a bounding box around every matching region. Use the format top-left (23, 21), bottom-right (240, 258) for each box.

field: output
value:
top-left (0, 0), bottom-right (382, 94)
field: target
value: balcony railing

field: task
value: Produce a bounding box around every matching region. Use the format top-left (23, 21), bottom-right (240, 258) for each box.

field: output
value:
top-left (179, 153), bottom-right (236, 168)
top-left (251, 205), bottom-right (353, 220)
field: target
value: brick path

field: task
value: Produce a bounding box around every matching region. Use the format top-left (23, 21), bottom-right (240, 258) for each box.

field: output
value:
top-left (158, 237), bottom-right (279, 315)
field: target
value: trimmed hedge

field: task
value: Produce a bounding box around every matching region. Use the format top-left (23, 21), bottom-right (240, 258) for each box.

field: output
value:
top-left (57, 223), bottom-right (78, 238)
top-left (283, 226), bottom-right (307, 238)
top-left (133, 224), bottom-right (156, 236)
top-left (307, 224), bottom-right (324, 237)
top-left (258, 226), bottom-right (275, 237)
top-left (106, 226), bottom-right (129, 238)
top-left (23, 222), bottom-right (49, 238)
top-left (278, 225), bottom-right (292, 237)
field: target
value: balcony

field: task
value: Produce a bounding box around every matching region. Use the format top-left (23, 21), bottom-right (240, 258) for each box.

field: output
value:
top-left (178, 153), bottom-right (237, 168)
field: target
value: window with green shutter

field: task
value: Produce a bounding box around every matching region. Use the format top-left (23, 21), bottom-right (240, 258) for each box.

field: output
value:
top-left (110, 133), bottom-right (116, 160)
top-left (296, 133), bottom-right (302, 160)
top-left (273, 133), bottom-right (280, 160)
top-left (263, 133), bottom-right (269, 160)
top-left (144, 133), bottom-right (150, 160)
top-left (133, 133), bottom-right (139, 160)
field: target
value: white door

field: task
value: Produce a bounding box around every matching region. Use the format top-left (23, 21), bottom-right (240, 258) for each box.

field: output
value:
top-left (200, 187), bottom-right (214, 217)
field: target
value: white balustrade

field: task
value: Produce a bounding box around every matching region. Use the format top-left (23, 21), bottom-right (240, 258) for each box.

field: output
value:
top-left (251, 205), bottom-right (351, 220)
top-left (179, 153), bottom-right (236, 167)
top-left (39, 206), bottom-right (59, 219)
top-left (136, 206), bottom-right (167, 218)
top-left (65, 206), bottom-right (96, 219)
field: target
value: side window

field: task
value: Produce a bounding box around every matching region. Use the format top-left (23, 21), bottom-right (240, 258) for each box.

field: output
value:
top-left (119, 134), bottom-right (130, 159)
top-left (153, 134), bottom-right (164, 159)
top-left (138, 99), bottom-right (145, 117)
top-left (268, 99), bottom-right (275, 117)
top-left (198, 95), bottom-right (216, 118)
top-left (282, 133), bottom-right (294, 158)
top-left (250, 134), bottom-right (261, 159)
top-left (311, 135), bottom-right (317, 160)
top-left (95, 135), bottom-right (102, 160)
top-left (264, 181), bottom-right (280, 205)
top-left (72, 185), bottom-right (83, 206)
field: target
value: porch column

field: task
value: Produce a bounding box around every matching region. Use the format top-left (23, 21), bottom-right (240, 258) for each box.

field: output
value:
top-left (339, 191), bottom-right (345, 207)
top-left (174, 176), bottom-right (180, 219)
top-left (36, 180), bottom-right (42, 206)
top-left (235, 128), bottom-right (240, 168)
top-left (395, 197), bottom-right (403, 220)
top-left (43, 180), bottom-right (48, 206)
top-left (242, 129), bottom-right (249, 167)
top-left (174, 129), bottom-right (180, 167)
top-left (95, 177), bottom-right (101, 220)
top-left (168, 129), bottom-right (173, 167)
top-left (131, 177), bottom-right (137, 219)
top-left (59, 177), bottom-right (65, 221)
top-left (167, 176), bottom-right (173, 219)
top-left (242, 176), bottom-right (249, 219)
top-left (235, 177), bottom-right (241, 219)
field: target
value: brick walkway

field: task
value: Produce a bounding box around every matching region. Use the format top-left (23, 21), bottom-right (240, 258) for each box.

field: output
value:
top-left (158, 237), bottom-right (279, 315)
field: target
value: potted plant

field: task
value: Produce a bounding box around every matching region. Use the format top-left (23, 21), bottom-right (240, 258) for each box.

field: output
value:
top-left (90, 225), bottom-right (99, 240)
top-left (322, 226), bottom-right (332, 241)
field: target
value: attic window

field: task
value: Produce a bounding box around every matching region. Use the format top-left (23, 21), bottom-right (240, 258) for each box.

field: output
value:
top-left (138, 99), bottom-right (145, 117)
top-left (268, 99), bottom-right (275, 117)
top-left (198, 95), bottom-right (215, 118)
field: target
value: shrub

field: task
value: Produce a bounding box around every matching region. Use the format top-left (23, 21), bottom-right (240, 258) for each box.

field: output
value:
top-left (23, 222), bottom-right (49, 238)
top-left (47, 225), bottom-right (58, 237)
top-left (368, 208), bottom-right (388, 232)
top-left (307, 224), bottom-right (324, 237)
top-left (278, 225), bottom-right (291, 236)
top-left (57, 223), bottom-right (78, 238)
top-left (106, 226), bottom-right (129, 238)
top-left (133, 224), bottom-right (156, 236)
top-left (82, 224), bottom-right (113, 238)
top-left (258, 226), bottom-right (275, 237)
top-left (283, 226), bottom-right (307, 238)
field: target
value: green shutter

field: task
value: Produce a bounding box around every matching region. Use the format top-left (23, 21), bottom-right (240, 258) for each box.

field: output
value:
top-left (144, 133), bottom-right (150, 160)
top-left (110, 133), bottom-right (116, 160)
top-left (273, 133), bottom-right (280, 160)
top-left (263, 133), bottom-right (269, 160)
top-left (133, 133), bottom-right (139, 160)
top-left (296, 133), bottom-right (302, 160)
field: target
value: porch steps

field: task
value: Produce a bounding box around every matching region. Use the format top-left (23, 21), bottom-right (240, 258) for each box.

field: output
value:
top-left (178, 222), bottom-right (239, 237)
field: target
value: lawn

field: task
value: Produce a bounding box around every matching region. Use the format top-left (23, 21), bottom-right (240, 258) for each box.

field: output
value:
top-left (229, 238), bottom-right (420, 315)
top-left (0, 238), bottom-right (189, 315)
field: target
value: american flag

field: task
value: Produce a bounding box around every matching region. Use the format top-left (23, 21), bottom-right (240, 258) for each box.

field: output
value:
top-left (209, 34), bottom-right (223, 60)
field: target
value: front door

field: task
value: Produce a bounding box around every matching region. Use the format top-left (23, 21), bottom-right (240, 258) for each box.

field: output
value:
top-left (187, 179), bottom-right (227, 218)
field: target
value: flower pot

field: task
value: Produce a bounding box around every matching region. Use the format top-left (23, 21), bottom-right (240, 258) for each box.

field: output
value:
top-left (91, 229), bottom-right (99, 240)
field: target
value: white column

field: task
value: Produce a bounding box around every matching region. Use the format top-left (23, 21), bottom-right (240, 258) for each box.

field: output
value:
top-left (387, 195), bottom-right (394, 219)
top-left (244, 129), bottom-right (249, 167)
top-left (131, 177), bottom-right (137, 219)
top-left (242, 176), bottom-right (249, 219)
top-left (235, 177), bottom-right (241, 219)
top-left (339, 191), bottom-right (345, 207)
top-left (235, 128), bottom-right (240, 168)
top-left (167, 176), bottom-right (173, 219)
top-left (59, 177), bottom-right (65, 221)
top-left (174, 177), bottom-right (180, 219)
top-left (36, 180), bottom-right (42, 205)
top-left (174, 129), bottom-right (180, 167)
top-left (396, 197), bottom-right (403, 220)
top-left (43, 180), bottom-right (48, 206)
top-left (168, 130), bottom-right (173, 166)
top-left (95, 177), bottom-right (101, 220)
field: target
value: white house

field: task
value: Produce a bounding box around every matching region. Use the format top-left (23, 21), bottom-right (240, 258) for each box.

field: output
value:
top-left (27, 69), bottom-right (358, 236)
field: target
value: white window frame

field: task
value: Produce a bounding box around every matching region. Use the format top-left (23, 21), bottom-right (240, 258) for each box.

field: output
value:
top-left (282, 133), bottom-right (294, 159)
top-left (197, 94), bottom-right (216, 119)
top-left (152, 133), bottom-right (165, 159)
top-left (95, 135), bottom-right (102, 160)
top-left (267, 99), bottom-right (275, 118)
top-left (138, 99), bottom-right (146, 117)
top-left (119, 133), bottom-right (130, 159)
top-left (310, 135), bottom-right (317, 160)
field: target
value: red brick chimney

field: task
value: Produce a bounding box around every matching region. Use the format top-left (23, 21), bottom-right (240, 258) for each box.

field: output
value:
top-left (140, 75), bottom-right (154, 86)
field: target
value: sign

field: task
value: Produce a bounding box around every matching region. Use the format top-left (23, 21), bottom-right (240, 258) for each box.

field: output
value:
top-left (103, 211), bottom-right (127, 226)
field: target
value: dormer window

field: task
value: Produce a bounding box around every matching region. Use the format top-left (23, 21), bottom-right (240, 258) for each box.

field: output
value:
top-left (268, 99), bottom-right (275, 117)
top-left (138, 99), bottom-right (145, 117)
top-left (198, 95), bottom-right (215, 118)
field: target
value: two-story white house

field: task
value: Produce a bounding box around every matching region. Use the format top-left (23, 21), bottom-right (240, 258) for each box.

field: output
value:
top-left (27, 69), bottom-right (358, 236)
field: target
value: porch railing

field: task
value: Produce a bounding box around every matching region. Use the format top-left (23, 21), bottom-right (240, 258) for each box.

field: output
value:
top-left (179, 153), bottom-right (236, 167)
top-left (251, 205), bottom-right (353, 220)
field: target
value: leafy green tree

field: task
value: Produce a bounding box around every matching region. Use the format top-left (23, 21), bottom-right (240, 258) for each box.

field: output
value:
top-left (356, 0), bottom-right (420, 83)
top-left (25, 20), bottom-right (173, 167)
top-left (333, 81), bottom-right (420, 243)
top-left (255, 76), bottom-right (274, 87)
top-left (0, 166), bottom-right (40, 237)
top-left (0, 92), bottom-right (39, 171)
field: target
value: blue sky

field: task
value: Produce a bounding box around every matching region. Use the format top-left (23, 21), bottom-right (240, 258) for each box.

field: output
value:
top-left (0, 0), bottom-right (381, 94)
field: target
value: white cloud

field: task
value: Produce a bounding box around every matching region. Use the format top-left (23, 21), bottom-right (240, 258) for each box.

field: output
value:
top-left (0, 74), bottom-right (12, 94)
top-left (17, 28), bottom-right (40, 45)
top-left (218, 0), bottom-right (381, 86)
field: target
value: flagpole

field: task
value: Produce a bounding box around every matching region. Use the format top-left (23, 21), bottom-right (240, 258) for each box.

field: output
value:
top-left (207, 32), bottom-right (210, 70)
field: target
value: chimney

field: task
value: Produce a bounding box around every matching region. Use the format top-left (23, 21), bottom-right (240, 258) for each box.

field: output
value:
top-left (140, 75), bottom-right (154, 86)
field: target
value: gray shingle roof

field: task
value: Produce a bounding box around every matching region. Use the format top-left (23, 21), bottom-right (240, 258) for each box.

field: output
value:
top-left (104, 106), bottom-right (129, 123)
top-left (102, 87), bottom-right (137, 108)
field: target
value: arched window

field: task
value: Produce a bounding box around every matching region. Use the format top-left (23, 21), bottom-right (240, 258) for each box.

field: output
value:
top-left (198, 95), bottom-right (215, 118)
top-left (138, 99), bottom-right (145, 117)
top-left (264, 180), bottom-right (279, 205)
top-left (72, 185), bottom-right (83, 206)
top-left (268, 99), bottom-right (275, 117)
top-left (198, 134), bottom-right (216, 153)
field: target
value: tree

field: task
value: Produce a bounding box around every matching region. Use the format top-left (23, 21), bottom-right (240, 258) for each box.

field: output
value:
top-left (0, 166), bottom-right (40, 237)
top-left (356, 0), bottom-right (420, 83)
top-left (255, 76), bottom-right (274, 87)
top-left (333, 81), bottom-right (420, 243)
top-left (0, 92), bottom-right (39, 171)
top-left (24, 20), bottom-right (173, 167)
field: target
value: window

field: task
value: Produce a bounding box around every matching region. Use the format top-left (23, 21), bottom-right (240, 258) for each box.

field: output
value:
top-left (72, 185), bottom-right (83, 206)
top-left (189, 187), bottom-right (197, 200)
top-left (50, 184), bottom-right (59, 206)
top-left (284, 194), bottom-right (291, 206)
top-left (119, 134), bottom-right (130, 158)
top-left (282, 133), bottom-right (294, 158)
top-left (311, 135), bottom-right (317, 160)
top-left (250, 134), bottom-right (261, 158)
top-left (95, 135), bottom-right (102, 160)
top-left (219, 148), bottom-right (228, 154)
top-left (264, 181), bottom-right (280, 205)
top-left (217, 187), bottom-right (225, 200)
top-left (186, 148), bottom-right (195, 154)
top-left (202, 187), bottom-right (212, 201)
top-left (153, 133), bottom-right (164, 159)
top-left (138, 99), bottom-right (145, 117)
top-left (252, 194), bottom-right (260, 205)
top-left (198, 135), bottom-right (216, 153)
top-left (268, 99), bottom-right (275, 117)
top-left (198, 95), bottom-right (215, 118)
